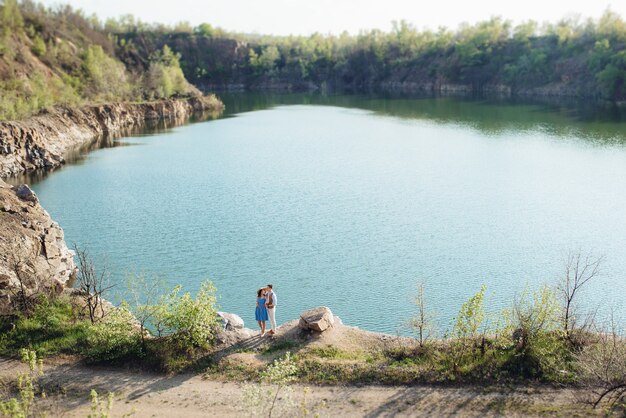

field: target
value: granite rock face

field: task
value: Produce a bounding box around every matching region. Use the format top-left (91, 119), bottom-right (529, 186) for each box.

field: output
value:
top-left (299, 307), bottom-right (335, 332)
top-left (0, 96), bottom-right (224, 177)
top-left (0, 179), bottom-right (76, 313)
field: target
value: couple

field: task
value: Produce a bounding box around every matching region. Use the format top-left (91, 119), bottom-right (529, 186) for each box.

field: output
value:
top-left (255, 284), bottom-right (277, 336)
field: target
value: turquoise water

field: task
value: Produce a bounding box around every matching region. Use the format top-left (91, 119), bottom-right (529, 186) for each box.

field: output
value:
top-left (23, 95), bottom-right (626, 333)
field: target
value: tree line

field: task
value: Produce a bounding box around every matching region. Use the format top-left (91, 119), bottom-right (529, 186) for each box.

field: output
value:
top-left (109, 12), bottom-right (626, 99)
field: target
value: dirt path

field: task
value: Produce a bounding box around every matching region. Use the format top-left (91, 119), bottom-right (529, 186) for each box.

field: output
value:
top-left (0, 358), bottom-right (598, 417)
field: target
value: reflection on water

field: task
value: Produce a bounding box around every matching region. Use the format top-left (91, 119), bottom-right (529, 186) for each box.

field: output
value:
top-left (220, 93), bottom-right (626, 144)
top-left (9, 94), bottom-right (626, 187)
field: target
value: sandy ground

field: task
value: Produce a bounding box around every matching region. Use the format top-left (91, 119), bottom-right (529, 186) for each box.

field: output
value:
top-left (0, 357), bottom-right (599, 417)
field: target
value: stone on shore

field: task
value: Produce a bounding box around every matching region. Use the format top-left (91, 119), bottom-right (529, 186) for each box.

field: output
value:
top-left (299, 307), bottom-right (335, 332)
top-left (217, 311), bottom-right (245, 330)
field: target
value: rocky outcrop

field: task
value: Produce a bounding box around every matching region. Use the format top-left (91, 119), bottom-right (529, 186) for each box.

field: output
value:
top-left (299, 307), bottom-right (335, 332)
top-left (0, 179), bottom-right (75, 313)
top-left (0, 95), bottom-right (224, 177)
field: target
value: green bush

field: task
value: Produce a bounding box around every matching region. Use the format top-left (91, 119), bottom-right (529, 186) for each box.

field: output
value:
top-left (86, 302), bottom-right (141, 362)
top-left (0, 70), bottom-right (80, 120)
top-left (163, 280), bottom-right (220, 348)
top-left (500, 286), bottom-right (568, 379)
top-left (1, 0), bottom-right (24, 36)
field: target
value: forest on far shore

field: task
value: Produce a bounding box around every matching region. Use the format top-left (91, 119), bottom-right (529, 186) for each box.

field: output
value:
top-left (110, 10), bottom-right (626, 99)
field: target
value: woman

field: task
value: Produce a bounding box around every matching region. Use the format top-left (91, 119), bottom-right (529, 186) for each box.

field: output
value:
top-left (255, 288), bottom-right (269, 336)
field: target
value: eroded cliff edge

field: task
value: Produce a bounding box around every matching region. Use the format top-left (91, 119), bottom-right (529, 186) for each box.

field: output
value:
top-left (0, 95), bottom-right (224, 177)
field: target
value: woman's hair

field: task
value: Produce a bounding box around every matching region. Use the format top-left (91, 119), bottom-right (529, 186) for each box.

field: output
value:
top-left (257, 288), bottom-right (264, 298)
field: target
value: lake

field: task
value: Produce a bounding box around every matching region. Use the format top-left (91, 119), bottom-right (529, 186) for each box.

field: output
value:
top-left (19, 94), bottom-right (626, 334)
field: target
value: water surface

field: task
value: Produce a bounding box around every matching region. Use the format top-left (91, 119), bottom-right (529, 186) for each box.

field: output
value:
top-left (19, 95), bottom-right (626, 333)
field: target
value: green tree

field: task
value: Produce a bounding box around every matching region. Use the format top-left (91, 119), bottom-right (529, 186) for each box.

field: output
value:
top-left (194, 22), bottom-right (215, 37)
top-left (31, 34), bottom-right (46, 57)
top-left (258, 45), bottom-right (281, 73)
top-left (408, 281), bottom-right (438, 347)
top-left (448, 285), bottom-right (487, 372)
top-left (596, 62), bottom-right (625, 97)
top-left (453, 285), bottom-right (486, 340)
top-left (82, 45), bottom-right (131, 101)
top-left (143, 45), bottom-right (191, 98)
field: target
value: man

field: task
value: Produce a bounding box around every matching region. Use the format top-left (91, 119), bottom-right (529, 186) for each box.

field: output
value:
top-left (266, 284), bottom-right (277, 335)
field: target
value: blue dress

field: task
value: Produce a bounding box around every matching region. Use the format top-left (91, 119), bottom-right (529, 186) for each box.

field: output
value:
top-left (255, 297), bottom-right (269, 321)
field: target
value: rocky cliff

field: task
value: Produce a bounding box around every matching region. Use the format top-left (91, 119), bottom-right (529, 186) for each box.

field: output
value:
top-left (0, 95), bottom-right (224, 177)
top-left (0, 179), bottom-right (75, 313)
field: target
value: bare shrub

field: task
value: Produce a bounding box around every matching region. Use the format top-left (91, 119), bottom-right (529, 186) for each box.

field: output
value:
top-left (5, 257), bottom-right (55, 315)
top-left (559, 251), bottom-right (603, 346)
top-left (576, 315), bottom-right (626, 412)
top-left (74, 246), bottom-right (114, 324)
top-left (8, 260), bottom-right (39, 313)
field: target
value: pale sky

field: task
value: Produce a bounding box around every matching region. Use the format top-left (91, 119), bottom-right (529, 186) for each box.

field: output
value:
top-left (37, 0), bottom-right (626, 35)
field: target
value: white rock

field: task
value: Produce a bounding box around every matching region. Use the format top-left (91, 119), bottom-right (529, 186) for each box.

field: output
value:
top-left (217, 311), bottom-right (245, 330)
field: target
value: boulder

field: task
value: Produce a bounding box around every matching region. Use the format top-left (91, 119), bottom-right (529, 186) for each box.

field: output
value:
top-left (12, 184), bottom-right (38, 203)
top-left (299, 307), bottom-right (335, 332)
top-left (218, 311), bottom-right (245, 330)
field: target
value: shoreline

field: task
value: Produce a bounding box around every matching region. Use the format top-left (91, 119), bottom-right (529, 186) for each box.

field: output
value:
top-left (0, 95), bottom-right (224, 178)
top-left (199, 81), bottom-right (617, 102)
